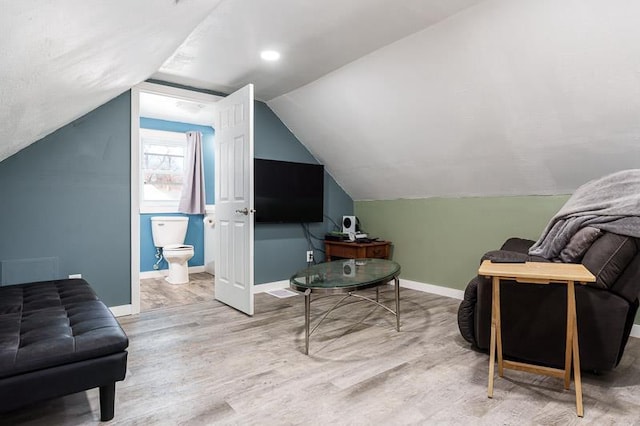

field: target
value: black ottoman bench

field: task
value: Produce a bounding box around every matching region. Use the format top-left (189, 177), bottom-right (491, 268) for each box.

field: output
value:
top-left (0, 279), bottom-right (128, 421)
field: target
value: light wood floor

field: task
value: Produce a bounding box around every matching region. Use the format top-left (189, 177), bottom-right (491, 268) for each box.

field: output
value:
top-left (140, 272), bottom-right (214, 312)
top-left (2, 284), bottom-right (640, 425)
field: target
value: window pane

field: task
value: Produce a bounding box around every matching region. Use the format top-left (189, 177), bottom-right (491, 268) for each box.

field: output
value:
top-left (140, 134), bottom-right (187, 205)
top-left (143, 184), bottom-right (183, 201)
top-left (142, 145), bottom-right (185, 173)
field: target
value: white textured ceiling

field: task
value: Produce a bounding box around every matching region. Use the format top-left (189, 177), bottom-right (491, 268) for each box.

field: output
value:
top-left (3, 0), bottom-right (640, 201)
top-left (0, 0), bottom-right (222, 162)
top-left (154, 0), bottom-right (484, 101)
top-left (269, 0), bottom-right (640, 199)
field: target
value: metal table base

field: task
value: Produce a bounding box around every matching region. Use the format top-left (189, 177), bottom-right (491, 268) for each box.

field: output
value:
top-left (303, 276), bottom-right (400, 355)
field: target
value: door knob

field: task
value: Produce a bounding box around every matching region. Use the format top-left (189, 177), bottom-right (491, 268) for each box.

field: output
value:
top-left (235, 208), bottom-right (256, 215)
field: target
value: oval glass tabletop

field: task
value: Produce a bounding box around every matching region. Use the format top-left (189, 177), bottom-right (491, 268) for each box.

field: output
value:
top-left (290, 258), bottom-right (401, 293)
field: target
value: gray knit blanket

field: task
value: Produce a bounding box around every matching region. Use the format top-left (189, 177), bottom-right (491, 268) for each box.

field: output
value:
top-left (529, 169), bottom-right (640, 259)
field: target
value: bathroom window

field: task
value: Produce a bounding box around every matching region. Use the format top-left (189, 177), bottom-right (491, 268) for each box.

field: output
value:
top-left (140, 128), bottom-right (187, 213)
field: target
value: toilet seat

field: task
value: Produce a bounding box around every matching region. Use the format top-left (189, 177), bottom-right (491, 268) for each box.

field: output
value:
top-left (164, 244), bottom-right (193, 251)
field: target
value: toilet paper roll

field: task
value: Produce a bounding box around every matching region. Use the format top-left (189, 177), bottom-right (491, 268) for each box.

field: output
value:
top-left (204, 217), bottom-right (215, 227)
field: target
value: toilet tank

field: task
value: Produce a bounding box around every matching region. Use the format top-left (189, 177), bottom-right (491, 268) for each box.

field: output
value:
top-left (151, 216), bottom-right (189, 248)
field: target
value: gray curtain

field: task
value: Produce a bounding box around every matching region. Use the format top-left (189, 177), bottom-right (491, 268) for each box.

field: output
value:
top-left (178, 131), bottom-right (206, 214)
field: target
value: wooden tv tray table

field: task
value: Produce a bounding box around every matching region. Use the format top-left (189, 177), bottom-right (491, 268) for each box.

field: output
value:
top-left (478, 260), bottom-right (595, 417)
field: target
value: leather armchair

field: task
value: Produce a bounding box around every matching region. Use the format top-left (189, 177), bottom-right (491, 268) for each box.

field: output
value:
top-left (458, 232), bottom-right (640, 372)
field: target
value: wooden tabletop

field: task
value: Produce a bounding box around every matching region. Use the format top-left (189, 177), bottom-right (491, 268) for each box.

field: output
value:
top-left (478, 260), bottom-right (595, 284)
top-left (323, 240), bottom-right (389, 247)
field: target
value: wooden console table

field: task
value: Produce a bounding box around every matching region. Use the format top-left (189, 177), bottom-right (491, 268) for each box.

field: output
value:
top-left (478, 260), bottom-right (595, 417)
top-left (324, 240), bottom-right (391, 261)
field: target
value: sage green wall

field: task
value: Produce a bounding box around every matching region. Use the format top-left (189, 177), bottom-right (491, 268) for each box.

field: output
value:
top-left (356, 195), bottom-right (640, 325)
top-left (356, 195), bottom-right (568, 289)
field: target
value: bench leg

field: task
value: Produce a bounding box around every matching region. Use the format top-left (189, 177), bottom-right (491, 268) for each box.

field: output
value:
top-left (99, 383), bottom-right (116, 421)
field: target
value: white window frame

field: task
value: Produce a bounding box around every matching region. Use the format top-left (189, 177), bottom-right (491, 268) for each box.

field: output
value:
top-left (139, 128), bottom-right (187, 213)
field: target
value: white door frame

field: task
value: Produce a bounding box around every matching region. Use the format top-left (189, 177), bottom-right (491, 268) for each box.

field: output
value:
top-left (129, 82), bottom-right (221, 315)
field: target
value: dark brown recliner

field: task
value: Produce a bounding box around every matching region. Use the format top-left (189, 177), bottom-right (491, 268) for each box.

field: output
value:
top-left (458, 232), bottom-right (640, 372)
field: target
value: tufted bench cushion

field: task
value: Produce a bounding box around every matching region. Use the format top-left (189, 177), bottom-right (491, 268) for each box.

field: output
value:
top-left (0, 279), bottom-right (128, 421)
top-left (0, 280), bottom-right (128, 378)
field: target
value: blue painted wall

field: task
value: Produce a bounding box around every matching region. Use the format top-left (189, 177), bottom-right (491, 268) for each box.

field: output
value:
top-left (0, 92), bottom-right (131, 306)
top-left (142, 81), bottom-right (354, 284)
top-left (254, 102), bottom-right (353, 284)
top-left (0, 85), bottom-right (353, 307)
top-left (139, 118), bottom-right (214, 272)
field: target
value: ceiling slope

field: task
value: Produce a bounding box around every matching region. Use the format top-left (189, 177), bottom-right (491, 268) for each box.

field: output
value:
top-left (0, 0), bottom-right (221, 162)
top-left (154, 0), bottom-right (485, 101)
top-left (269, 0), bottom-right (640, 200)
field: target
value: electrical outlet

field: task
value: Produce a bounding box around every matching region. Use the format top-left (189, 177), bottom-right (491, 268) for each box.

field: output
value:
top-left (306, 250), bottom-right (314, 263)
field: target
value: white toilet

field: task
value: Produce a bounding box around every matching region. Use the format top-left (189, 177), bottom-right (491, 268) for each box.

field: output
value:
top-left (151, 216), bottom-right (195, 284)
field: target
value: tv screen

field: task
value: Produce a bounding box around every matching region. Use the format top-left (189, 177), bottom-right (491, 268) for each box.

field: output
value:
top-left (254, 159), bottom-right (324, 223)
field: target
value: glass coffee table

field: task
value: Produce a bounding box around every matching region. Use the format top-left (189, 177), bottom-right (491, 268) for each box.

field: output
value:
top-left (290, 258), bottom-right (401, 354)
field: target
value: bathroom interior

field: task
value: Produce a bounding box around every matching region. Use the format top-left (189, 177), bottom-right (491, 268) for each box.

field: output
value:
top-left (138, 90), bottom-right (218, 312)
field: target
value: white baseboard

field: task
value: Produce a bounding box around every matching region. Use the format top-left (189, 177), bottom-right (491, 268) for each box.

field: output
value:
top-left (139, 269), bottom-right (166, 279)
top-left (399, 278), bottom-right (464, 300)
top-left (400, 278), bottom-right (640, 339)
top-left (130, 273), bottom-right (640, 337)
top-left (110, 304), bottom-right (132, 317)
top-left (139, 265), bottom-right (206, 279)
top-left (253, 280), bottom-right (289, 293)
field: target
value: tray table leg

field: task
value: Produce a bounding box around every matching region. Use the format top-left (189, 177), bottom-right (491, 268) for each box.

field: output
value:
top-left (564, 283), bottom-right (574, 390)
top-left (568, 281), bottom-right (584, 417)
top-left (394, 276), bottom-right (400, 331)
top-left (488, 276), bottom-right (501, 397)
top-left (495, 277), bottom-right (503, 377)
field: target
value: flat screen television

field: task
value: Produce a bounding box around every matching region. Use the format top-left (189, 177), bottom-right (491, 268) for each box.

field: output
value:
top-left (254, 159), bottom-right (324, 223)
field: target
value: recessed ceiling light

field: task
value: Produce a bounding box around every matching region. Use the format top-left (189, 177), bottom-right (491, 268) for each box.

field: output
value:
top-left (175, 100), bottom-right (204, 114)
top-left (260, 50), bottom-right (281, 61)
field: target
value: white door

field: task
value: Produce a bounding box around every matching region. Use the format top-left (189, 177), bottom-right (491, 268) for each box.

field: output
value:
top-left (214, 84), bottom-right (255, 315)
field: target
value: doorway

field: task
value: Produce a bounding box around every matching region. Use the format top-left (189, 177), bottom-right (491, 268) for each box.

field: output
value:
top-left (130, 82), bottom-right (221, 314)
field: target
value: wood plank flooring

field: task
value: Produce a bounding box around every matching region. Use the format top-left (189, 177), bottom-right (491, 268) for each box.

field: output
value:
top-left (140, 272), bottom-right (214, 312)
top-left (2, 284), bottom-right (640, 425)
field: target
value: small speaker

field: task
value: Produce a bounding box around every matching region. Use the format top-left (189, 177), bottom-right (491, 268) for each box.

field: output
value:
top-left (342, 215), bottom-right (356, 235)
top-left (342, 259), bottom-right (356, 277)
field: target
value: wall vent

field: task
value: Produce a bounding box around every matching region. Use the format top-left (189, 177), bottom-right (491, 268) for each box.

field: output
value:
top-left (0, 257), bottom-right (59, 286)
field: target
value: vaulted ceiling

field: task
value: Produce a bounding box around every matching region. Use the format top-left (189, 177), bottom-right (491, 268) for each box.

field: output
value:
top-left (2, 0), bottom-right (639, 200)
top-left (0, 0), bottom-right (223, 162)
